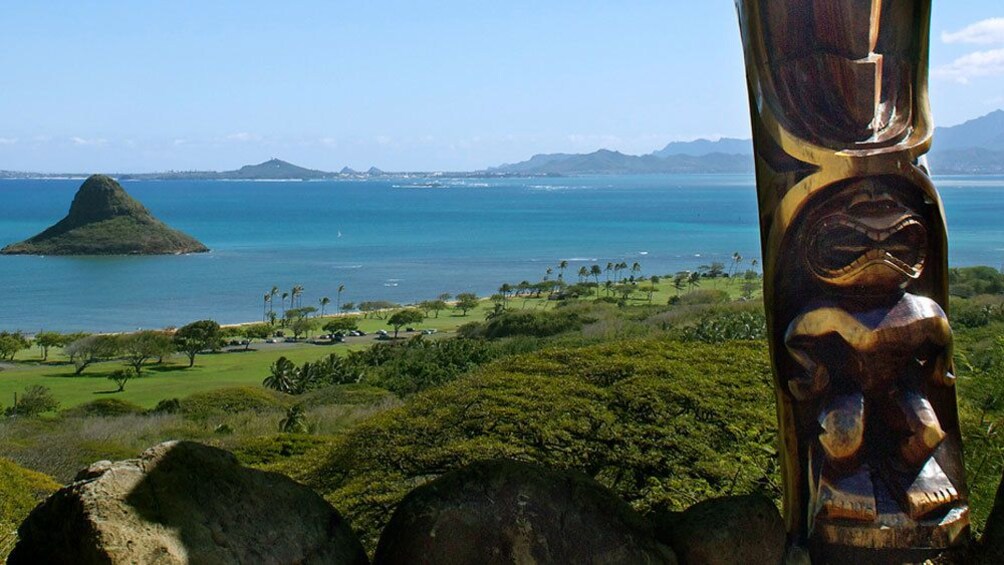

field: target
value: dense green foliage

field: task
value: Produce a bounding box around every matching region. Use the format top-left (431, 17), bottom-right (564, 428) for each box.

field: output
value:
top-left (172, 386), bottom-right (288, 419)
top-left (299, 338), bottom-right (777, 550)
top-left (342, 335), bottom-right (540, 396)
top-left (174, 320), bottom-right (223, 367)
top-left (61, 398), bottom-right (146, 418)
top-left (0, 332), bottom-right (31, 361)
top-left (3, 386), bottom-right (60, 417)
top-left (683, 310), bottom-right (767, 343)
top-left (264, 354), bottom-right (363, 395)
top-left (950, 266), bottom-right (1004, 298)
top-left (475, 308), bottom-right (592, 339)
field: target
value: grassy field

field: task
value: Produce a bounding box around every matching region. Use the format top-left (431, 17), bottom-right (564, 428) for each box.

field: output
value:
top-left (0, 344), bottom-right (366, 409)
top-left (0, 275), bottom-right (760, 411)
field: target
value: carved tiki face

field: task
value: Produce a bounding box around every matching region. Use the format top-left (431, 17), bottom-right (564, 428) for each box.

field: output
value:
top-left (802, 178), bottom-right (928, 296)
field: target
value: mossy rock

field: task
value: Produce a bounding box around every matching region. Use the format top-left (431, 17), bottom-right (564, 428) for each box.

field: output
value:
top-left (0, 458), bottom-right (59, 560)
top-left (374, 459), bottom-right (676, 564)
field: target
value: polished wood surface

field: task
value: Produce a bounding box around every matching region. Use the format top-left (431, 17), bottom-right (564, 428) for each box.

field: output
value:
top-left (736, 1), bottom-right (969, 560)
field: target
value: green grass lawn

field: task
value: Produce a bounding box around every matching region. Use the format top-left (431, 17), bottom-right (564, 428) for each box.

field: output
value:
top-left (0, 343), bottom-right (366, 410)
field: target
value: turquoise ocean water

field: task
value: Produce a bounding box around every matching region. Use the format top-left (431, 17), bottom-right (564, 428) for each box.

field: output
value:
top-left (1, 174), bottom-right (1002, 332)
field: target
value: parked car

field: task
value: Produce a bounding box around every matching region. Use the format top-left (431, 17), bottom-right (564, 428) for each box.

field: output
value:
top-left (421, 329), bottom-right (438, 335)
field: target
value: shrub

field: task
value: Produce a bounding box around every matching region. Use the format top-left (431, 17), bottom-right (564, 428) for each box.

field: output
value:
top-left (297, 384), bottom-right (395, 408)
top-left (676, 289), bottom-right (731, 306)
top-left (4, 386), bottom-right (60, 417)
top-left (151, 398), bottom-right (182, 414)
top-left (61, 399), bottom-right (145, 418)
top-left (478, 309), bottom-right (590, 339)
top-left (178, 387), bottom-right (288, 419)
top-left (0, 332), bottom-right (31, 361)
top-left (683, 311), bottom-right (768, 343)
top-left (230, 434), bottom-right (335, 467)
top-left (949, 266), bottom-right (1004, 297)
top-left (352, 336), bottom-right (544, 396)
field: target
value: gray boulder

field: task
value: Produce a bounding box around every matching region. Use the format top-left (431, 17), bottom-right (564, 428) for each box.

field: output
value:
top-left (373, 459), bottom-right (676, 565)
top-left (9, 441), bottom-right (367, 565)
top-left (656, 494), bottom-right (785, 565)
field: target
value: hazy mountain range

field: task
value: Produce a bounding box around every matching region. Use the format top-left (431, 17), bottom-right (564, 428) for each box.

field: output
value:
top-left (1, 111), bottom-right (1001, 179)
top-left (491, 110), bottom-right (1004, 175)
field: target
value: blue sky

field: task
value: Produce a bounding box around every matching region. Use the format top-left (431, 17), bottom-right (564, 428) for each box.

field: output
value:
top-left (0, 1), bottom-right (1001, 172)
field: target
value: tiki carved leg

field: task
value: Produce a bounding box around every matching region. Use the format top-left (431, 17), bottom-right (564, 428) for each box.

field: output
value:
top-left (815, 392), bottom-right (877, 522)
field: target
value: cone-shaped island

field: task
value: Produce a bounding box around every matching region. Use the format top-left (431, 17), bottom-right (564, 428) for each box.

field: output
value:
top-left (1, 175), bottom-right (208, 255)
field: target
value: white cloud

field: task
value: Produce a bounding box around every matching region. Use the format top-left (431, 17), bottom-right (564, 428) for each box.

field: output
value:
top-left (0, 137), bottom-right (17, 145)
top-left (934, 48), bottom-right (1004, 83)
top-left (173, 138), bottom-right (187, 146)
top-left (71, 136), bottom-right (107, 146)
top-left (226, 132), bottom-right (262, 142)
top-left (942, 18), bottom-right (1004, 44)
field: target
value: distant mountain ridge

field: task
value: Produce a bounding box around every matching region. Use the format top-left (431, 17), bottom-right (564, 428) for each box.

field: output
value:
top-left (0, 111), bottom-right (1001, 179)
top-left (492, 110), bottom-right (1004, 175)
top-left (118, 158), bottom-right (343, 181)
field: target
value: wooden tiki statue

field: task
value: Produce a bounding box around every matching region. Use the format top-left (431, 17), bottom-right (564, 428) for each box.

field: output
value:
top-left (735, 0), bottom-right (970, 560)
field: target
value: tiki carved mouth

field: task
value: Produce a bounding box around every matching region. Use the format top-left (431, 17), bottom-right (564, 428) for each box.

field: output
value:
top-left (810, 214), bottom-right (927, 283)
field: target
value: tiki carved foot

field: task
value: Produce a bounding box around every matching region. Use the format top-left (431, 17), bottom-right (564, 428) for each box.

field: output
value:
top-left (817, 466), bottom-right (878, 522)
top-left (888, 458), bottom-right (961, 520)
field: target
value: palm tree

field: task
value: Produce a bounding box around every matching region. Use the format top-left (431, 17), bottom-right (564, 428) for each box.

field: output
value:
top-left (263, 293), bottom-right (271, 322)
top-left (279, 405), bottom-right (308, 433)
top-left (673, 272), bottom-right (687, 295)
top-left (499, 283), bottom-right (513, 306)
top-left (281, 292), bottom-right (289, 315)
top-left (729, 252), bottom-right (743, 278)
top-left (688, 271), bottom-right (702, 292)
top-left (292, 285), bottom-right (304, 308)
top-left (269, 286), bottom-right (279, 314)
top-left (590, 265), bottom-right (602, 294)
top-left (336, 284), bottom-right (345, 312)
top-left (319, 297), bottom-right (331, 317)
top-left (605, 262), bottom-right (614, 282)
top-left (544, 267), bottom-right (553, 281)
top-left (263, 357), bottom-right (297, 394)
top-left (631, 262), bottom-right (642, 281)
top-left (558, 260), bottom-right (568, 280)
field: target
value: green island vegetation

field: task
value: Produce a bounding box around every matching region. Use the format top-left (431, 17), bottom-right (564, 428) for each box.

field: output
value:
top-left (0, 175), bottom-right (208, 256)
top-left (1, 260), bottom-right (1002, 558)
